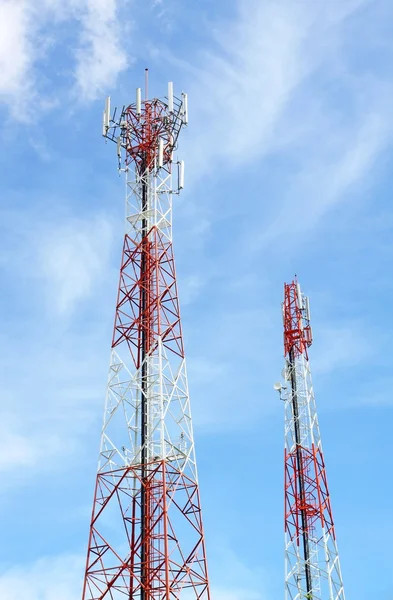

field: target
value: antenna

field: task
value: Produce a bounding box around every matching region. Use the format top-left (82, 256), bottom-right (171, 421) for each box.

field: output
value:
top-left (103, 96), bottom-right (110, 136)
top-left (305, 296), bottom-right (311, 321)
top-left (145, 68), bottom-right (149, 101)
top-left (136, 88), bottom-right (142, 115)
top-left (181, 93), bottom-right (188, 125)
top-left (168, 82), bottom-right (174, 113)
top-left (178, 160), bottom-right (184, 189)
top-left (102, 111), bottom-right (107, 137)
top-left (158, 138), bottom-right (164, 168)
top-left (274, 382), bottom-right (282, 392)
top-left (296, 282), bottom-right (302, 309)
top-left (117, 136), bottom-right (121, 158)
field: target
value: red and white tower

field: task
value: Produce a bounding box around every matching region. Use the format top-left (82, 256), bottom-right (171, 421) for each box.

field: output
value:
top-left (82, 73), bottom-right (210, 599)
top-left (277, 279), bottom-right (345, 600)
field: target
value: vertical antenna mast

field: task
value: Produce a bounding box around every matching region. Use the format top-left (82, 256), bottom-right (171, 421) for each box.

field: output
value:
top-left (82, 75), bottom-right (210, 599)
top-left (278, 279), bottom-right (345, 600)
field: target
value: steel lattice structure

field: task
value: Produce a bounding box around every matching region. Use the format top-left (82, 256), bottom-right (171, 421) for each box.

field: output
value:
top-left (82, 74), bottom-right (210, 600)
top-left (277, 280), bottom-right (345, 600)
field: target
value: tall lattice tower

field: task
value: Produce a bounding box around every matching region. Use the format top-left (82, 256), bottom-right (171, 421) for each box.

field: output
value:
top-left (275, 279), bottom-right (345, 600)
top-left (82, 73), bottom-right (210, 599)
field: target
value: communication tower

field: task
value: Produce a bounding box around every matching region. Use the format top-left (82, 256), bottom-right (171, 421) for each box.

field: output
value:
top-left (82, 71), bottom-right (210, 599)
top-left (275, 279), bottom-right (345, 600)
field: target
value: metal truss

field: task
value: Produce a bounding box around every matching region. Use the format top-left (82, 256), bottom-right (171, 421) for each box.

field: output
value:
top-left (278, 280), bottom-right (345, 600)
top-left (82, 78), bottom-right (210, 599)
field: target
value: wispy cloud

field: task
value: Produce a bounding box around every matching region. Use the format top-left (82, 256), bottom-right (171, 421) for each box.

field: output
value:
top-left (312, 321), bottom-right (375, 375)
top-left (180, 0), bottom-right (369, 178)
top-left (253, 84), bottom-right (393, 248)
top-left (165, 0), bottom-right (392, 258)
top-left (0, 0), bottom-right (129, 117)
top-left (0, 554), bottom-right (83, 600)
top-left (0, 210), bottom-right (115, 480)
top-left (0, 0), bottom-right (34, 115)
top-left (74, 0), bottom-right (129, 102)
top-left (35, 213), bottom-right (114, 316)
top-left (0, 423), bottom-right (71, 475)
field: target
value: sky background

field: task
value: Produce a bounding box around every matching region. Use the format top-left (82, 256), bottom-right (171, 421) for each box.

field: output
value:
top-left (0, 0), bottom-right (392, 598)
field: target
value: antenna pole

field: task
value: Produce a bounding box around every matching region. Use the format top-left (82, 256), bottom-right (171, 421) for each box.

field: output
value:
top-left (288, 347), bottom-right (313, 597)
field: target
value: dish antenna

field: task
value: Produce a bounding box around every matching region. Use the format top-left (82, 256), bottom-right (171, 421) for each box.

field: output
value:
top-left (273, 382), bottom-right (282, 392)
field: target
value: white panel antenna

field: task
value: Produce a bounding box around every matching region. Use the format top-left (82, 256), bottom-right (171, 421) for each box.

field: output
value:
top-left (136, 88), bottom-right (142, 115)
top-left (296, 282), bottom-right (302, 309)
top-left (181, 93), bottom-right (188, 124)
top-left (158, 138), bottom-right (164, 168)
top-left (117, 136), bottom-right (121, 158)
top-left (102, 111), bottom-right (107, 137)
top-left (103, 96), bottom-right (110, 136)
top-left (305, 296), bottom-right (311, 321)
top-left (105, 97), bottom-right (110, 127)
top-left (178, 160), bottom-right (184, 189)
top-left (168, 82), bottom-right (174, 113)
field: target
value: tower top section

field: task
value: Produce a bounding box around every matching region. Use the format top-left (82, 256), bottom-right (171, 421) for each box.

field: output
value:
top-left (102, 72), bottom-right (188, 173)
top-left (283, 278), bottom-right (312, 359)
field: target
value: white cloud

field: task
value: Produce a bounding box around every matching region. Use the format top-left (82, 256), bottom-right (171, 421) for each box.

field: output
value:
top-left (0, 554), bottom-right (83, 600)
top-left (0, 424), bottom-right (69, 473)
top-left (0, 0), bottom-right (128, 116)
top-left (181, 0), bottom-right (368, 180)
top-left (0, 211), bottom-right (115, 480)
top-left (74, 0), bottom-right (129, 102)
top-left (180, 274), bottom-right (206, 305)
top-left (173, 0), bottom-right (392, 253)
top-left (312, 321), bottom-right (376, 375)
top-left (0, 324), bottom-right (108, 483)
top-left (36, 213), bottom-right (114, 316)
top-left (255, 90), bottom-right (393, 247)
top-left (0, 546), bottom-right (267, 600)
top-left (0, 0), bottom-right (33, 114)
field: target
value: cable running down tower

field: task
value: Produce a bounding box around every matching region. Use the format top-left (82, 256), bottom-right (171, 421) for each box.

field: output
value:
top-left (82, 73), bottom-right (210, 600)
top-left (277, 279), bottom-right (345, 600)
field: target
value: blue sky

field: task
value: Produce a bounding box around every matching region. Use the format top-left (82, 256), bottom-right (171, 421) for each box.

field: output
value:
top-left (0, 0), bottom-right (392, 598)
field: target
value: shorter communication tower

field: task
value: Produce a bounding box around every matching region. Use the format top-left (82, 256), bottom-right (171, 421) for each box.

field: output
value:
top-left (275, 279), bottom-right (345, 600)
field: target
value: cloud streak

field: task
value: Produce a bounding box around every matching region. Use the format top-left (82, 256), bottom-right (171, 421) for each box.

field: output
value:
top-left (168, 0), bottom-right (392, 257)
top-left (0, 554), bottom-right (83, 600)
top-left (35, 213), bottom-right (114, 316)
top-left (74, 0), bottom-right (129, 102)
top-left (0, 0), bottom-right (129, 117)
